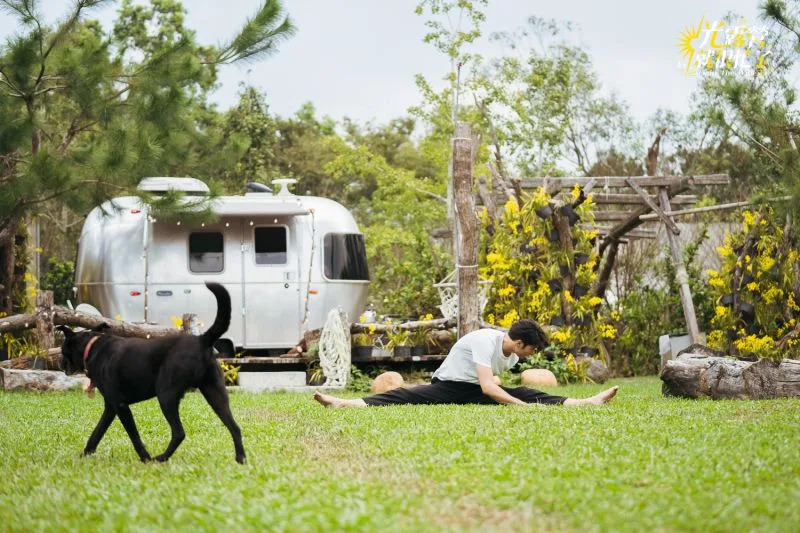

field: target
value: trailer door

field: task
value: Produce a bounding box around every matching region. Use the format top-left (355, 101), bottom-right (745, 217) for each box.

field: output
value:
top-left (241, 219), bottom-right (301, 350)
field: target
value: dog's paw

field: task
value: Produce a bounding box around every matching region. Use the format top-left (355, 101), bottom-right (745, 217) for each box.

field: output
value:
top-left (155, 453), bottom-right (170, 462)
top-left (139, 454), bottom-right (152, 463)
top-left (236, 454), bottom-right (247, 465)
top-left (81, 448), bottom-right (96, 457)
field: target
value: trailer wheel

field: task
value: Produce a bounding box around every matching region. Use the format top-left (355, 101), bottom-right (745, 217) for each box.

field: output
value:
top-left (213, 339), bottom-right (235, 357)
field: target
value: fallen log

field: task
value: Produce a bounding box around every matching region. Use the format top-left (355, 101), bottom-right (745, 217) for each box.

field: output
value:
top-left (661, 351), bottom-right (800, 399)
top-left (53, 307), bottom-right (179, 338)
top-left (0, 348), bottom-right (62, 370)
top-left (1, 368), bottom-right (89, 392)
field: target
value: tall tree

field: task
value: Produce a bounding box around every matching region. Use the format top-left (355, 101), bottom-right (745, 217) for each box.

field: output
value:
top-left (0, 0), bottom-right (295, 312)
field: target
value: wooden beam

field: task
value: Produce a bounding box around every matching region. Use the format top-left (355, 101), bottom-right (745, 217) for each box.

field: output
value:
top-left (590, 227), bottom-right (657, 239)
top-left (518, 174), bottom-right (729, 189)
top-left (658, 187), bottom-right (701, 345)
top-left (592, 194), bottom-right (697, 205)
top-left (626, 178), bottom-right (681, 235)
top-left (639, 196), bottom-right (793, 220)
top-left (598, 181), bottom-right (691, 256)
top-left (593, 211), bottom-right (639, 222)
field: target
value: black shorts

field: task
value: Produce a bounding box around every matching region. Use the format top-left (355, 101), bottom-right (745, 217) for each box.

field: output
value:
top-left (362, 377), bottom-right (567, 406)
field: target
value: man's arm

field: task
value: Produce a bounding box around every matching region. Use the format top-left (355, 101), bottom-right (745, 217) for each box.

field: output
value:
top-left (476, 364), bottom-right (527, 405)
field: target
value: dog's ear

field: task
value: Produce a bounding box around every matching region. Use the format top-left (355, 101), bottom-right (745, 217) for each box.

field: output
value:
top-left (56, 325), bottom-right (74, 339)
top-left (92, 322), bottom-right (111, 333)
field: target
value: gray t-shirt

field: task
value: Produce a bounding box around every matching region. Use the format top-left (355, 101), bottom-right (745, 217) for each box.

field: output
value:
top-left (432, 329), bottom-right (519, 384)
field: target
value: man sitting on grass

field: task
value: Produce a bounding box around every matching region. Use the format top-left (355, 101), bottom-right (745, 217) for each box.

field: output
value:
top-left (313, 319), bottom-right (618, 408)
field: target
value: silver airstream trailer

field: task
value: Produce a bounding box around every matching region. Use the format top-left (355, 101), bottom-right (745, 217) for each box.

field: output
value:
top-left (74, 177), bottom-right (369, 353)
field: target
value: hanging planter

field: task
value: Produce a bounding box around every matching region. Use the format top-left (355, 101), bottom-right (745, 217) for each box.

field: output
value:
top-left (572, 284), bottom-right (589, 298)
top-left (720, 293), bottom-right (734, 306)
top-left (549, 315), bottom-right (566, 326)
top-left (559, 204), bottom-right (580, 226)
top-left (738, 302), bottom-right (756, 324)
top-left (547, 228), bottom-right (560, 242)
top-left (547, 279), bottom-right (562, 292)
top-left (559, 263), bottom-right (570, 277)
top-left (574, 252), bottom-right (590, 265)
top-left (535, 204), bottom-right (553, 219)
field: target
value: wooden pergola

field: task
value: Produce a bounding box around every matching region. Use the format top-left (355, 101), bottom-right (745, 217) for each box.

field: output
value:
top-left (450, 121), bottom-right (731, 344)
top-left (513, 174), bottom-right (730, 345)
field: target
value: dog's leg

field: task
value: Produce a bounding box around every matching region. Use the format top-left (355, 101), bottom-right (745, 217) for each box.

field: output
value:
top-left (199, 381), bottom-right (246, 464)
top-left (116, 404), bottom-right (152, 462)
top-left (154, 390), bottom-right (186, 462)
top-left (83, 403), bottom-right (116, 457)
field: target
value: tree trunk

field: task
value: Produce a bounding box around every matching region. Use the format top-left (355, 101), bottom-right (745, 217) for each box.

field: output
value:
top-left (0, 216), bottom-right (20, 315)
top-left (35, 290), bottom-right (54, 351)
top-left (661, 352), bottom-right (800, 399)
top-left (453, 121), bottom-right (480, 337)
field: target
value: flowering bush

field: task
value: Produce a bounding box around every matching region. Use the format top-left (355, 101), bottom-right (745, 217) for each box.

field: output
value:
top-left (706, 208), bottom-right (799, 360)
top-left (480, 186), bottom-right (616, 359)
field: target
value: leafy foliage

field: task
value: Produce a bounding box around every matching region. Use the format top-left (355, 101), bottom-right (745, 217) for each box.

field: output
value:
top-left (481, 188), bottom-right (614, 358)
top-left (706, 208), bottom-right (800, 360)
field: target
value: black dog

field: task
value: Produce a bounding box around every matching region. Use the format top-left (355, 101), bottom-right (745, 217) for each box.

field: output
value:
top-left (57, 282), bottom-right (245, 464)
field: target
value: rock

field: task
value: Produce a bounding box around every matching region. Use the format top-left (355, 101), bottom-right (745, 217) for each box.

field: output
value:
top-left (492, 375), bottom-right (502, 385)
top-left (576, 356), bottom-right (609, 384)
top-left (521, 368), bottom-right (557, 387)
top-left (1, 368), bottom-right (90, 391)
top-left (370, 371), bottom-right (404, 393)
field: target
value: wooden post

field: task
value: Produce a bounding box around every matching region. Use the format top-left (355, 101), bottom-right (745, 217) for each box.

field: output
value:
top-left (657, 187), bottom-right (701, 345)
top-left (453, 122), bottom-right (480, 337)
top-left (182, 313), bottom-right (200, 335)
top-left (34, 290), bottom-right (54, 351)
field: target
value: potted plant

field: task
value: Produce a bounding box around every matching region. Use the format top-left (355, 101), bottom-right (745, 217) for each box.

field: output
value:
top-left (408, 327), bottom-right (429, 357)
top-left (351, 328), bottom-right (377, 361)
top-left (386, 328), bottom-right (411, 357)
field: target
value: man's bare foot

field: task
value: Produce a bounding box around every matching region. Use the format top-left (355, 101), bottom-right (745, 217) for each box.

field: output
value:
top-left (313, 391), bottom-right (344, 408)
top-left (588, 385), bottom-right (618, 405)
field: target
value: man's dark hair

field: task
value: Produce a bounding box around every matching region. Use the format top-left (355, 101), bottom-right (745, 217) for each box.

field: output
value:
top-left (508, 319), bottom-right (549, 349)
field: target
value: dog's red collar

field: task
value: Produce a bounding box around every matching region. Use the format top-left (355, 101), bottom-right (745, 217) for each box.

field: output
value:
top-left (83, 335), bottom-right (100, 396)
top-left (83, 335), bottom-right (100, 366)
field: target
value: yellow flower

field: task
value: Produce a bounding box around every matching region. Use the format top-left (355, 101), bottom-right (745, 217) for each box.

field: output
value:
top-left (709, 278), bottom-right (726, 289)
top-left (170, 316), bottom-right (183, 328)
top-left (758, 255), bottom-right (775, 272)
top-left (717, 246), bottom-right (733, 258)
top-left (498, 309), bottom-right (520, 329)
top-left (571, 185), bottom-right (581, 199)
top-left (551, 328), bottom-right (573, 345)
top-left (599, 324), bottom-right (617, 339)
top-left (707, 330), bottom-right (724, 350)
top-left (487, 313), bottom-right (496, 325)
top-left (705, 269), bottom-right (719, 278)
top-left (498, 285), bottom-right (516, 297)
top-left (588, 296), bottom-right (603, 307)
top-left (742, 210), bottom-right (756, 228)
top-left (715, 306), bottom-right (729, 318)
top-left (762, 286), bottom-right (783, 305)
top-left (564, 291), bottom-right (575, 303)
top-left (504, 198), bottom-right (519, 214)
top-left (746, 282), bottom-right (758, 292)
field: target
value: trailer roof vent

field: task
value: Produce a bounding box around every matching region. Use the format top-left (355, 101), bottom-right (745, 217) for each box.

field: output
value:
top-left (272, 178), bottom-right (297, 196)
top-left (246, 182), bottom-right (272, 193)
top-left (137, 177), bottom-right (210, 196)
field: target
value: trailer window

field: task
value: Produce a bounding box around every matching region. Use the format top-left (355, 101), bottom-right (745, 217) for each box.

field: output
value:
top-left (254, 227), bottom-right (287, 265)
top-left (189, 232), bottom-right (224, 273)
top-left (324, 233), bottom-right (369, 281)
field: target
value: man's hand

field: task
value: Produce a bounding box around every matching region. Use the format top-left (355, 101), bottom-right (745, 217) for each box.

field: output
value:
top-left (476, 364), bottom-right (527, 405)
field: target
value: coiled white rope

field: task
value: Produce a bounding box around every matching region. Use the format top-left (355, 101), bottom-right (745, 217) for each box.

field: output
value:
top-left (318, 309), bottom-right (350, 388)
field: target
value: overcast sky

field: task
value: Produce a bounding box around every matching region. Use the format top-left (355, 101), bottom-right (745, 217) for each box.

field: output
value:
top-left (0, 0), bottom-right (774, 126)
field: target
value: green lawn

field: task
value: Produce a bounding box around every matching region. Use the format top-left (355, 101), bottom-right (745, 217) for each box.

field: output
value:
top-left (1, 377), bottom-right (799, 532)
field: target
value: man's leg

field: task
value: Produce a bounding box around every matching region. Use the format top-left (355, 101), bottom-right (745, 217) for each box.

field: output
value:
top-left (490, 385), bottom-right (618, 406)
top-left (314, 380), bottom-right (483, 408)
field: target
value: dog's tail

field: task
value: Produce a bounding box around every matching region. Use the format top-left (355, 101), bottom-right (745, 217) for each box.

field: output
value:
top-left (201, 282), bottom-right (231, 347)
